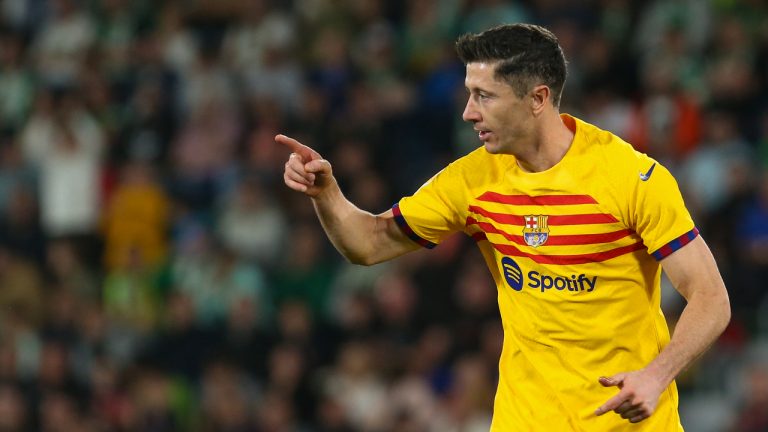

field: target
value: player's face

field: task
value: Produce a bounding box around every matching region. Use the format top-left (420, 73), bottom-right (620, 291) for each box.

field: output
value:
top-left (462, 62), bottom-right (535, 155)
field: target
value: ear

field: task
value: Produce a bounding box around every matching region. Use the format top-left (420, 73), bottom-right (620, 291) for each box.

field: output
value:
top-left (530, 85), bottom-right (551, 115)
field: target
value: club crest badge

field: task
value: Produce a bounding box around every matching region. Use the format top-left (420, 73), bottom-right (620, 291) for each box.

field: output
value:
top-left (523, 215), bottom-right (549, 247)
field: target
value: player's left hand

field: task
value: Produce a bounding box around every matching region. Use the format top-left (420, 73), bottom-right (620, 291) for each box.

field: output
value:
top-left (594, 369), bottom-right (667, 423)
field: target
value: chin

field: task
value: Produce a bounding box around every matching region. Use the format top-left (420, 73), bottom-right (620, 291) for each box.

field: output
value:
top-left (483, 142), bottom-right (503, 154)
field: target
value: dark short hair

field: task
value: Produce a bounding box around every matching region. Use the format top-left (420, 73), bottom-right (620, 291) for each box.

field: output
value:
top-left (456, 23), bottom-right (567, 108)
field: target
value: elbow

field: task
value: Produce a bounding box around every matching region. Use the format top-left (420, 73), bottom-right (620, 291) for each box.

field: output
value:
top-left (721, 294), bottom-right (732, 332)
top-left (715, 287), bottom-right (732, 335)
top-left (346, 255), bottom-right (368, 266)
top-left (340, 241), bottom-right (384, 266)
top-left (344, 252), bottom-right (380, 267)
top-left (690, 282), bottom-right (731, 337)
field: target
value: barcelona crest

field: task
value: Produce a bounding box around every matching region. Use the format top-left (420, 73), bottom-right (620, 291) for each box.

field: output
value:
top-left (523, 215), bottom-right (549, 247)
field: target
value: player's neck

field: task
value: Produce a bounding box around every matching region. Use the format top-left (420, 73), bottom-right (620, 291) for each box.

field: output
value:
top-left (515, 111), bottom-right (575, 173)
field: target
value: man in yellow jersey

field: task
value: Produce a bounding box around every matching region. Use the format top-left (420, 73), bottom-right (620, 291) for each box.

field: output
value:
top-left (277, 23), bottom-right (730, 431)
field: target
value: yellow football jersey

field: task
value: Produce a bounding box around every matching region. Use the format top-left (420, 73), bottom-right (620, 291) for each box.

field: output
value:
top-left (395, 114), bottom-right (695, 431)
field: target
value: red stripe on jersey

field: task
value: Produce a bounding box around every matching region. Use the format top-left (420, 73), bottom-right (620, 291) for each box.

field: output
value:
top-left (466, 217), bottom-right (634, 246)
top-left (477, 192), bottom-right (598, 206)
top-left (468, 206), bottom-right (619, 225)
top-left (486, 240), bottom-right (646, 265)
top-left (471, 231), bottom-right (487, 242)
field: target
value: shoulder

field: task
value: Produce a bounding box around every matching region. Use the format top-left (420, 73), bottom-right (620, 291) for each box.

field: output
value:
top-left (573, 116), bottom-right (659, 182)
top-left (568, 116), bottom-right (684, 217)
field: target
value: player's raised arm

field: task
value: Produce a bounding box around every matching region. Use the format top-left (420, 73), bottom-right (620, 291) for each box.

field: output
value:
top-left (276, 134), bottom-right (420, 265)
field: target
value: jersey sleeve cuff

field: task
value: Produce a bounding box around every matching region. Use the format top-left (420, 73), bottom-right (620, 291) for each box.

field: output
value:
top-left (651, 227), bottom-right (699, 261)
top-left (392, 203), bottom-right (437, 249)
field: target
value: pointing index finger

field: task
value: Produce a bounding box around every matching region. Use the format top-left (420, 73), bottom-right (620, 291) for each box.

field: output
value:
top-left (595, 390), bottom-right (629, 416)
top-left (275, 134), bottom-right (321, 161)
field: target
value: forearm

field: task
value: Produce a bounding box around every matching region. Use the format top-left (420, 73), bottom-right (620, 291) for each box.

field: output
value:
top-left (311, 180), bottom-right (401, 265)
top-left (277, 134), bottom-right (415, 265)
top-left (594, 284), bottom-right (730, 422)
top-left (645, 287), bottom-right (730, 386)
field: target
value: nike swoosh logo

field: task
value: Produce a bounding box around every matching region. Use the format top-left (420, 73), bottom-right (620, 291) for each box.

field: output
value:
top-left (639, 163), bottom-right (656, 181)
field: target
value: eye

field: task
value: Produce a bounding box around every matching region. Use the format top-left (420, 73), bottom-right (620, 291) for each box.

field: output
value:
top-left (469, 91), bottom-right (491, 103)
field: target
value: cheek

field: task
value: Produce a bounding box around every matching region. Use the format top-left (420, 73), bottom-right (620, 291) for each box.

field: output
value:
top-left (499, 116), bottom-right (530, 140)
top-left (499, 111), bottom-right (522, 130)
top-left (510, 108), bottom-right (532, 129)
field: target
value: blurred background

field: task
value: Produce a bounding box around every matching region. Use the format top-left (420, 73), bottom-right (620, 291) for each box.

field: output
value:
top-left (0, 0), bottom-right (767, 431)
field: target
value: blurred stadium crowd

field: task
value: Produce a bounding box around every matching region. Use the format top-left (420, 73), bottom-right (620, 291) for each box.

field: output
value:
top-left (0, 0), bottom-right (767, 431)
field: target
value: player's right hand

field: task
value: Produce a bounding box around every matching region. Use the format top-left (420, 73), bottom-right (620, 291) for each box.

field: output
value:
top-left (276, 134), bottom-right (334, 197)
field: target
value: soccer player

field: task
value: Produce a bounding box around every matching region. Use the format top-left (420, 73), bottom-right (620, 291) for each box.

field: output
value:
top-left (278, 23), bottom-right (730, 431)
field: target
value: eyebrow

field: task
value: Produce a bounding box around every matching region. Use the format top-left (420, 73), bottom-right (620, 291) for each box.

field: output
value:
top-left (466, 86), bottom-right (495, 95)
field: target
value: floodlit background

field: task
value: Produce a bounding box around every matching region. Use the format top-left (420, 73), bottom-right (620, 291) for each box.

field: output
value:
top-left (0, 0), bottom-right (767, 431)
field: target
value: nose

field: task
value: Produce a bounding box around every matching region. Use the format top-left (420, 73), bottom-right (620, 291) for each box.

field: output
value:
top-left (462, 97), bottom-right (480, 123)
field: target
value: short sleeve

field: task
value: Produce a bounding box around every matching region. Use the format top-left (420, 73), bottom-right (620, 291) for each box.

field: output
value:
top-left (394, 163), bottom-right (469, 248)
top-left (630, 160), bottom-right (698, 260)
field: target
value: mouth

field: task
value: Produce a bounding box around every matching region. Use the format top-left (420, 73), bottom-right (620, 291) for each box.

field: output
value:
top-left (477, 130), bottom-right (492, 141)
